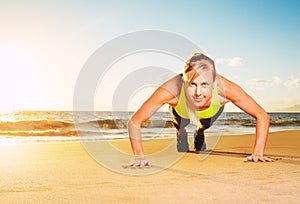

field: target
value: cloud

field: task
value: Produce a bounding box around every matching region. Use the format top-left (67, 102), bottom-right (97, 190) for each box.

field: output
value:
top-left (245, 76), bottom-right (281, 85)
top-left (285, 75), bottom-right (300, 88)
top-left (215, 57), bottom-right (244, 67)
top-left (245, 75), bottom-right (300, 88)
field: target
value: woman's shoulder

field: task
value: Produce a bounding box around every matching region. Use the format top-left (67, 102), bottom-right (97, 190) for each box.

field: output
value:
top-left (215, 74), bottom-right (234, 104)
top-left (216, 74), bottom-right (246, 104)
top-left (157, 74), bottom-right (183, 105)
top-left (161, 74), bottom-right (183, 94)
top-left (216, 74), bottom-right (242, 90)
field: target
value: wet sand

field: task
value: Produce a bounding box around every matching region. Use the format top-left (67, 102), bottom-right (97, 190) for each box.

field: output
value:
top-left (1, 130), bottom-right (299, 203)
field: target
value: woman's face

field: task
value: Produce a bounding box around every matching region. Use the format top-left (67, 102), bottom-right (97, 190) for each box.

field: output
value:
top-left (185, 70), bottom-right (214, 110)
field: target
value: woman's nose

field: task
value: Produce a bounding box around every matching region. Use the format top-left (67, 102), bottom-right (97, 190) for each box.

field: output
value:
top-left (195, 86), bottom-right (202, 96)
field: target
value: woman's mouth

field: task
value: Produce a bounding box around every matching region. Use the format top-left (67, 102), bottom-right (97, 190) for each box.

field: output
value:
top-left (194, 97), bottom-right (203, 102)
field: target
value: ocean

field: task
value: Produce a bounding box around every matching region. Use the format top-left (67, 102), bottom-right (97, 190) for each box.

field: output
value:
top-left (0, 111), bottom-right (299, 144)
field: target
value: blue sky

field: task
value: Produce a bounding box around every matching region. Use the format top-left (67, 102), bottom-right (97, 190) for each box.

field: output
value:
top-left (0, 0), bottom-right (299, 111)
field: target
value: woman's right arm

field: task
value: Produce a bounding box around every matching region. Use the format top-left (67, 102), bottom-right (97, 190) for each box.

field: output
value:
top-left (123, 76), bottom-right (180, 168)
top-left (125, 97), bottom-right (162, 168)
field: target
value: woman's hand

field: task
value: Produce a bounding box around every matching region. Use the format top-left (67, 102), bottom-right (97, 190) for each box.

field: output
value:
top-left (244, 154), bottom-right (274, 162)
top-left (122, 156), bottom-right (152, 168)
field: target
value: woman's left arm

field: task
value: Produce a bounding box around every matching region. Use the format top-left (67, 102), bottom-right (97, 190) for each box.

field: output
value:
top-left (219, 76), bottom-right (273, 162)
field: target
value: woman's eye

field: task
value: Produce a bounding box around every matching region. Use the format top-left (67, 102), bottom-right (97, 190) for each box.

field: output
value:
top-left (190, 83), bottom-right (196, 87)
top-left (202, 83), bottom-right (208, 88)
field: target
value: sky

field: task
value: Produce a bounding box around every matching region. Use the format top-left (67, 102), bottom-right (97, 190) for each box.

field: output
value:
top-left (0, 0), bottom-right (299, 112)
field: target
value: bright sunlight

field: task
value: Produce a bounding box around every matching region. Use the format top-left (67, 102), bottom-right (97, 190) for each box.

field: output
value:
top-left (0, 45), bottom-right (40, 111)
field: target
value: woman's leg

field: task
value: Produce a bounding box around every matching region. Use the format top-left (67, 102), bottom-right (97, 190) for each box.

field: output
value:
top-left (194, 106), bottom-right (224, 151)
top-left (169, 106), bottom-right (190, 152)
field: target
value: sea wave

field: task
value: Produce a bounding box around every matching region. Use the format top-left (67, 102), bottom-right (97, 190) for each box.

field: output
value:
top-left (0, 119), bottom-right (174, 136)
top-left (0, 111), bottom-right (299, 137)
top-left (219, 118), bottom-right (300, 127)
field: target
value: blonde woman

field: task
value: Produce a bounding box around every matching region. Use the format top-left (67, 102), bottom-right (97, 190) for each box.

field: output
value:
top-left (125, 53), bottom-right (273, 168)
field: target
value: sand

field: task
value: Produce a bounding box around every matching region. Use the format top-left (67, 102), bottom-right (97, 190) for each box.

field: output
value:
top-left (1, 130), bottom-right (299, 203)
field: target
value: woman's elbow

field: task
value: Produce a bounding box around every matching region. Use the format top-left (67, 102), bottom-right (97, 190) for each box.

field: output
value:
top-left (128, 117), bottom-right (142, 129)
top-left (258, 110), bottom-right (270, 124)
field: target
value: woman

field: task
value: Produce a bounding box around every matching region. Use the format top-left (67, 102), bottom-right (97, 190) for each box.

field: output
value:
top-left (124, 53), bottom-right (273, 168)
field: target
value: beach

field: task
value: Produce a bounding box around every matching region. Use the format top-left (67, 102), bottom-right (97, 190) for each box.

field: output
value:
top-left (1, 130), bottom-right (299, 203)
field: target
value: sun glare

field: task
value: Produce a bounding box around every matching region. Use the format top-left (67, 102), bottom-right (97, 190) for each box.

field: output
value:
top-left (0, 46), bottom-right (39, 111)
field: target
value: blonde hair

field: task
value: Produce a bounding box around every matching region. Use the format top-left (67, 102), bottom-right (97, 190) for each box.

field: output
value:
top-left (183, 53), bottom-right (216, 83)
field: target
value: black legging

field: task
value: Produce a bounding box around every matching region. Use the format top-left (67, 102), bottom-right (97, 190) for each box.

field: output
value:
top-left (169, 105), bottom-right (224, 134)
